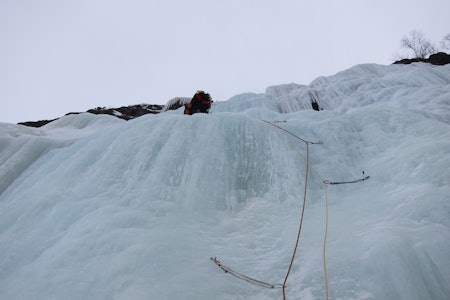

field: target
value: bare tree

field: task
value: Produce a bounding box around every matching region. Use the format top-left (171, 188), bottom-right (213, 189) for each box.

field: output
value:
top-left (441, 33), bottom-right (450, 50)
top-left (401, 30), bottom-right (437, 58)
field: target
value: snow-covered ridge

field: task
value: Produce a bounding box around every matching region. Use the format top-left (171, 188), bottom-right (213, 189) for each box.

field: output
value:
top-left (267, 63), bottom-right (450, 124)
top-left (1, 62), bottom-right (449, 299)
top-left (17, 103), bottom-right (165, 128)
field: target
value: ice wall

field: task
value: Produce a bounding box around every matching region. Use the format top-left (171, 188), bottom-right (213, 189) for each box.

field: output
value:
top-left (1, 63), bottom-right (449, 300)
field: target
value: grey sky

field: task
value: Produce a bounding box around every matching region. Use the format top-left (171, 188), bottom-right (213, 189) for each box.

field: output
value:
top-left (1, 0), bottom-right (449, 123)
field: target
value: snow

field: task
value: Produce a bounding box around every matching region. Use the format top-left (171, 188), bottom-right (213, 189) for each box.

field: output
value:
top-left (1, 63), bottom-right (450, 300)
top-left (162, 97), bottom-right (192, 111)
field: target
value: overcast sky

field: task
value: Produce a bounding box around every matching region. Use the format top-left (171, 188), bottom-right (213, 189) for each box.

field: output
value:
top-left (1, 0), bottom-right (449, 124)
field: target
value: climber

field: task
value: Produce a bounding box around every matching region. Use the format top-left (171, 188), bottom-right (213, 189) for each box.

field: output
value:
top-left (184, 91), bottom-right (212, 115)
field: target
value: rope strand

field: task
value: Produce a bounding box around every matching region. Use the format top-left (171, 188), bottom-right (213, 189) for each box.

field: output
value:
top-left (263, 120), bottom-right (329, 300)
top-left (282, 142), bottom-right (310, 299)
top-left (323, 183), bottom-right (329, 300)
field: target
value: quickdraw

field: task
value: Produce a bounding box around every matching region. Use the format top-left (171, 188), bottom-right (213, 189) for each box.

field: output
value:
top-left (210, 257), bottom-right (283, 289)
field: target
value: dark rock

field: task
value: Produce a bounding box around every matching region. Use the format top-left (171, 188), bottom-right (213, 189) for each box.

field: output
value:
top-left (18, 103), bottom-right (165, 127)
top-left (393, 52), bottom-right (450, 65)
top-left (393, 58), bottom-right (425, 65)
top-left (86, 104), bottom-right (164, 121)
top-left (18, 119), bottom-right (58, 128)
top-left (428, 52), bottom-right (450, 65)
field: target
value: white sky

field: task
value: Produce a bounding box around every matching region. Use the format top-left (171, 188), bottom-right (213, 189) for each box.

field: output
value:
top-left (1, 0), bottom-right (449, 124)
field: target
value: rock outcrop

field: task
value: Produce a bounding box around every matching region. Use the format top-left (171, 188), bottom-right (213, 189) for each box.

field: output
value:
top-left (18, 103), bottom-right (165, 128)
top-left (393, 52), bottom-right (450, 66)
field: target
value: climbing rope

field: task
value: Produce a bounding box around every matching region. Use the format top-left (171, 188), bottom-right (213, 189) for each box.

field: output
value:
top-left (210, 257), bottom-right (284, 289)
top-left (211, 119), bottom-right (370, 300)
top-left (282, 141), bottom-right (310, 299)
top-left (263, 120), bottom-right (329, 300)
top-left (323, 182), bottom-right (329, 300)
top-left (263, 120), bottom-right (370, 300)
